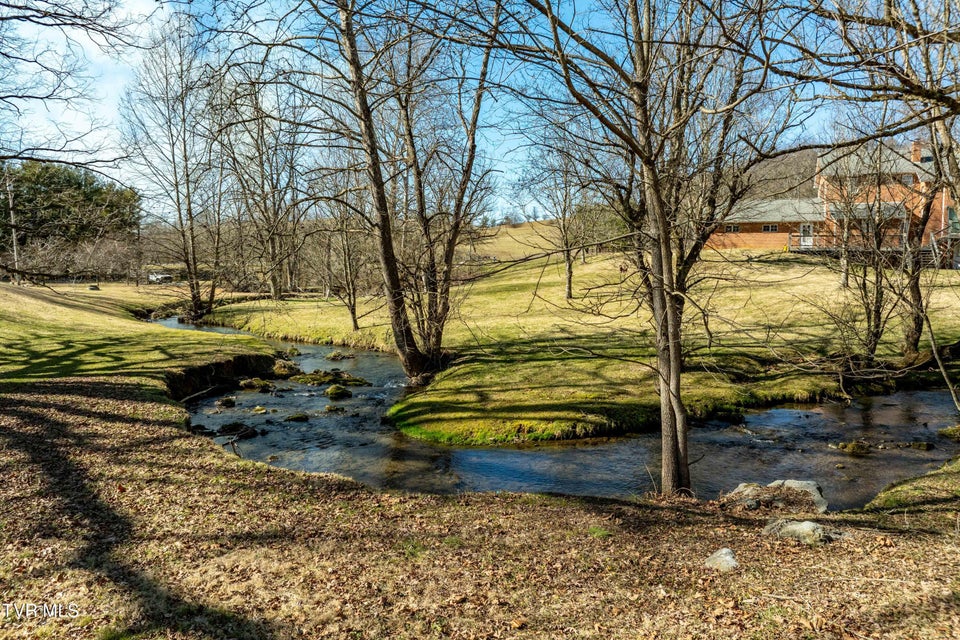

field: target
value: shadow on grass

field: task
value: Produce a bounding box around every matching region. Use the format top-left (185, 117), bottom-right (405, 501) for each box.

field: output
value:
top-left (858, 590), bottom-right (960, 634)
top-left (840, 469), bottom-right (960, 535)
top-left (0, 378), bottom-right (284, 639)
top-left (417, 332), bottom-right (840, 428)
top-left (0, 311), bottom-right (267, 386)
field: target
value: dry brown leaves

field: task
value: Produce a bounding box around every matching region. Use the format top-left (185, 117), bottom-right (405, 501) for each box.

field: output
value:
top-left (2, 377), bottom-right (960, 639)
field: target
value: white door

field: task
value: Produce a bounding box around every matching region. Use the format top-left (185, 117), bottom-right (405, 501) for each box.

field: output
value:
top-left (799, 223), bottom-right (813, 248)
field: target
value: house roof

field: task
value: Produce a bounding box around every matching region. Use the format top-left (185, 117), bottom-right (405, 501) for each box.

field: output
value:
top-left (726, 198), bottom-right (823, 223)
top-left (828, 201), bottom-right (909, 220)
top-left (818, 144), bottom-right (935, 182)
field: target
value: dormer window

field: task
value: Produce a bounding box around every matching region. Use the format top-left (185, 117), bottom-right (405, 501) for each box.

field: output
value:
top-left (901, 174), bottom-right (913, 186)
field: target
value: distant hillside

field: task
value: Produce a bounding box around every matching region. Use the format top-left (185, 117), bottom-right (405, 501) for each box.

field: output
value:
top-left (467, 221), bottom-right (559, 261)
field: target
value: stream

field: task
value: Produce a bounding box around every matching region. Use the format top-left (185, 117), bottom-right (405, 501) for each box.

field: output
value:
top-left (157, 317), bottom-right (960, 509)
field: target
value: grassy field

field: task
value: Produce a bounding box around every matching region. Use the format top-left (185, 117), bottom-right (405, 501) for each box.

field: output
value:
top-left (3, 254), bottom-right (960, 639)
top-left (205, 223), bottom-right (960, 444)
top-left (0, 283), bottom-right (271, 390)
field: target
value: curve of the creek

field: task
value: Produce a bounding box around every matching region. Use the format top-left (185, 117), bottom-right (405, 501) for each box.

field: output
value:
top-left (157, 317), bottom-right (960, 510)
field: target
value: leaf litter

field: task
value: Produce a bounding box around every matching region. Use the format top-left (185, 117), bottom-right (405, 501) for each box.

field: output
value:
top-left (1, 376), bottom-right (959, 638)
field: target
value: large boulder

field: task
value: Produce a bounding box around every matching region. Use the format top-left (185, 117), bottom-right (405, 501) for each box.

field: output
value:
top-left (325, 384), bottom-right (353, 400)
top-left (723, 479), bottom-right (829, 514)
top-left (766, 480), bottom-right (829, 513)
top-left (837, 440), bottom-right (872, 456)
top-left (239, 378), bottom-right (275, 392)
top-left (290, 370), bottom-right (371, 387)
top-left (272, 359), bottom-right (303, 379)
top-left (217, 422), bottom-right (259, 440)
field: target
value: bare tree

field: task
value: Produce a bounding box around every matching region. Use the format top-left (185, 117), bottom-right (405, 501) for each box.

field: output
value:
top-left (0, 1), bottom-right (139, 163)
top-left (817, 141), bottom-right (909, 363)
top-left (3, 164), bottom-right (21, 283)
top-left (219, 64), bottom-right (311, 299)
top-left (516, 137), bottom-right (589, 299)
top-left (479, 0), bottom-right (805, 494)
top-left (122, 13), bottom-right (223, 318)
top-left (213, 0), bottom-right (500, 381)
top-left (310, 164), bottom-right (380, 330)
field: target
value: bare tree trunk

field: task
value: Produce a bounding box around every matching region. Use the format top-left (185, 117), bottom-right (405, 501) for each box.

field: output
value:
top-left (840, 216), bottom-right (850, 288)
top-left (903, 272), bottom-right (925, 359)
top-left (5, 171), bottom-right (20, 285)
top-left (643, 157), bottom-right (691, 494)
top-left (337, 0), bottom-right (429, 379)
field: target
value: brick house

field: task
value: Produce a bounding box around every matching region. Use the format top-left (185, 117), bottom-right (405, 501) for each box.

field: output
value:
top-left (815, 141), bottom-right (956, 253)
top-left (710, 141), bottom-right (959, 264)
top-left (707, 198), bottom-right (824, 251)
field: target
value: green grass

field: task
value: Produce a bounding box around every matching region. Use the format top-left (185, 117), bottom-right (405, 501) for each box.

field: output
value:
top-left (202, 295), bottom-right (396, 350)
top-left (865, 456), bottom-right (960, 511)
top-left (202, 242), bottom-right (960, 444)
top-left (0, 282), bottom-right (271, 387)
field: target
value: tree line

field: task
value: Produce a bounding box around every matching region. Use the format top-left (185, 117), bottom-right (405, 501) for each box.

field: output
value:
top-left (1, 161), bottom-right (139, 283)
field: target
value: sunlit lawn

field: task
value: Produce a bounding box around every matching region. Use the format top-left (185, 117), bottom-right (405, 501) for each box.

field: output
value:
top-left (0, 283), bottom-right (270, 386)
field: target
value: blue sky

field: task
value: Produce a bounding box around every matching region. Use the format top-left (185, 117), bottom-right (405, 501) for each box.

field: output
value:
top-left (11, 1), bottom-right (160, 170)
top-left (12, 0), bottom-right (838, 219)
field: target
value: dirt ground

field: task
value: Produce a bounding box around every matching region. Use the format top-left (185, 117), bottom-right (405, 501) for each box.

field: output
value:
top-left (2, 377), bottom-right (959, 639)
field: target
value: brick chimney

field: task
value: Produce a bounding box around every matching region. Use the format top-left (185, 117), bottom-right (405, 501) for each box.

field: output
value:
top-left (911, 139), bottom-right (923, 162)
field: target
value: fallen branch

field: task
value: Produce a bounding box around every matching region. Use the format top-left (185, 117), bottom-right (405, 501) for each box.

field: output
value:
top-left (179, 386), bottom-right (219, 404)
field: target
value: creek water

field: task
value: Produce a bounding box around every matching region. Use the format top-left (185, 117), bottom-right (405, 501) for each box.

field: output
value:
top-left (157, 318), bottom-right (960, 509)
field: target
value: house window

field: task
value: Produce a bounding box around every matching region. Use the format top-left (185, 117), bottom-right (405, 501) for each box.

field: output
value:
top-left (762, 224), bottom-right (778, 232)
top-left (725, 224), bottom-right (740, 233)
top-left (901, 174), bottom-right (914, 186)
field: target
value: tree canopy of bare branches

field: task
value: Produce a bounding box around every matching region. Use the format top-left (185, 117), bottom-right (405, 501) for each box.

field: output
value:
top-left (463, 0), bottom-right (809, 494)
top-left (0, 1), bottom-right (137, 163)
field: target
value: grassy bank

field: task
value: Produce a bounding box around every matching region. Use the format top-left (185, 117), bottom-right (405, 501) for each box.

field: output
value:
top-left (204, 231), bottom-right (960, 444)
top-left (0, 283), bottom-right (272, 389)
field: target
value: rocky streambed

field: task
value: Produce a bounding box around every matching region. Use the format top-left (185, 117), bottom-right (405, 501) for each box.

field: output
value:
top-left (157, 318), bottom-right (960, 509)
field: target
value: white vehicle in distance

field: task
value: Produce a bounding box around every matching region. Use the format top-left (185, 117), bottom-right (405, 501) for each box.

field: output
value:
top-left (148, 273), bottom-right (174, 284)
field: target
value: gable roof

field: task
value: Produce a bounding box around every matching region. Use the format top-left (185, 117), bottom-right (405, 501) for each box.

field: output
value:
top-left (727, 198), bottom-right (823, 223)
